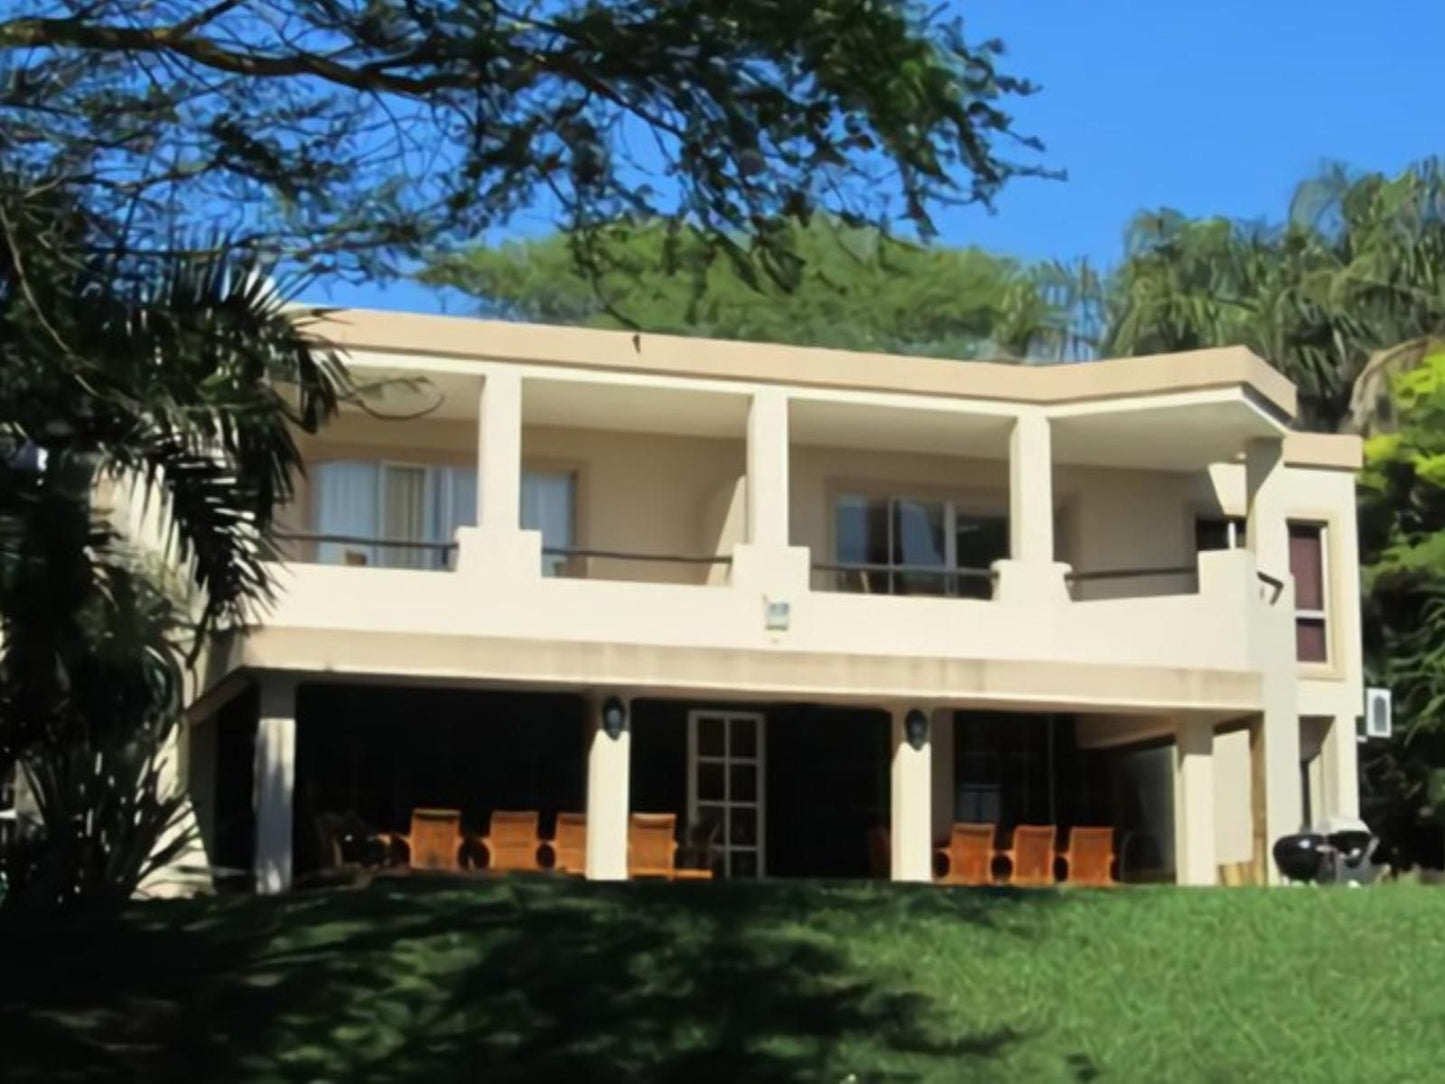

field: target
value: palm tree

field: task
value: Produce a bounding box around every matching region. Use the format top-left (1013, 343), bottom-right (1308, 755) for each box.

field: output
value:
top-left (1099, 162), bottom-right (1445, 431)
top-left (0, 178), bottom-right (349, 908)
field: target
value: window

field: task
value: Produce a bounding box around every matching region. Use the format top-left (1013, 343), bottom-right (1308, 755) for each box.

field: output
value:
top-left (1195, 516), bottom-right (1246, 552)
top-left (1289, 523), bottom-right (1329, 663)
top-left (688, 711), bottom-right (765, 879)
top-left (314, 461), bottom-right (476, 569)
top-left (833, 494), bottom-right (1007, 599)
top-left (522, 471), bottom-right (576, 577)
top-left (313, 462), bottom-right (575, 574)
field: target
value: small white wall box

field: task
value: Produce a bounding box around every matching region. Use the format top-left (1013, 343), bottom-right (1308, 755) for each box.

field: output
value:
top-left (763, 597), bottom-right (790, 632)
top-left (1363, 687), bottom-right (1393, 740)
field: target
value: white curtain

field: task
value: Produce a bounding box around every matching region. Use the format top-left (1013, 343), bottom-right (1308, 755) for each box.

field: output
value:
top-left (522, 471), bottom-right (575, 576)
top-left (315, 461), bottom-right (379, 565)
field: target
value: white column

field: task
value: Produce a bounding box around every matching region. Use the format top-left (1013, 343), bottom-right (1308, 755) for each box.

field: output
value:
top-left (253, 674), bottom-right (298, 895)
top-left (1245, 437), bottom-right (1288, 582)
top-left (478, 369), bottom-right (523, 531)
top-left (747, 389), bottom-right (791, 549)
top-left (1173, 717), bottom-right (1217, 886)
top-left (1322, 713), bottom-right (1361, 820)
top-left (890, 708), bottom-right (932, 882)
top-left (585, 695), bottom-right (631, 881)
top-left (1009, 413), bottom-right (1054, 565)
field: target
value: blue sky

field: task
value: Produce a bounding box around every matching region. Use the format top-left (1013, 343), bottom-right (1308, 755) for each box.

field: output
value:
top-left (325, 0), bottom-right (1445, 313)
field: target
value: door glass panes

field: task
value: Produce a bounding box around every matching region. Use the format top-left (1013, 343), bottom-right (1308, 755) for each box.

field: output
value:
top-left (689, 712), bottom-right (765, 879)
top-left (892, 498), bottom-right (948, 596)
top-left (522, 471), bottom-right (576, 577)
top-left (382, 465), bottom-right (428, 568)
top-left (954, 513), bottom-right (1008, 599)
top-left (834, 494), bottom-right (1006, 598)
top-left (835, 495), bottom-right (890, 593)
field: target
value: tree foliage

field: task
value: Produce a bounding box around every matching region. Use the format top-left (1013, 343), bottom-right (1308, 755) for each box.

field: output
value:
top-left (0, 0), bottom-right (1047, 279)
top-left (1358, 351), bottom-right (1445, 863)
top-left (422, 217), bottom-right (1094, 359)
top-left (1097, 162), bottom-right (1445, 431)
top-left (0, 181), bottom-right (349, 909)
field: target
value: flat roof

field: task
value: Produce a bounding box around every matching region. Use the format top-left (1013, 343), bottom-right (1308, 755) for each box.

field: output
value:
top-left (316, 308), bottom-right (1299, 419)
top-left (312, 309), bottom-right (1361, 469)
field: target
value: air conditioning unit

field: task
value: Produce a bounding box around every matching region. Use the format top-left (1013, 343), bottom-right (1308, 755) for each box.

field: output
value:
top-left (1363, 687), bottom-right (1393, 740)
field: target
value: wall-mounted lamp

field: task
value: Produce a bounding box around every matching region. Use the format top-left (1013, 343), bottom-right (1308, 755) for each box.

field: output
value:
top-left (904, 708), bottom-right (929, 750)
top-left (601, 695), bottom-right (628, 740)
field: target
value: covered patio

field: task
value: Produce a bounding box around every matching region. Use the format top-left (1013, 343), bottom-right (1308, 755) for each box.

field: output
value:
top-left (195, 679), bottom-right (1249, 889)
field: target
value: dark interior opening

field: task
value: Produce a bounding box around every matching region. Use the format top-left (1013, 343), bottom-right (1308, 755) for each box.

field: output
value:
top-left (631, 699), bottom-right (890, 880)
top-left (292, 684), bottom-right (586, 879)
top-left (211, 685), bottom-right (259, 892)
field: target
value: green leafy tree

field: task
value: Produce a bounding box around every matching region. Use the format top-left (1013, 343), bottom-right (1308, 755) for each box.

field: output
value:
top-left (421, 218), bottom-right (1096, 360)
top-left (1099, 162), bottom-right (1445, 430)
top-left (1358, 350), bottom-right (1445, 866)
top-left (1, 0), bottom-right (1047, 278)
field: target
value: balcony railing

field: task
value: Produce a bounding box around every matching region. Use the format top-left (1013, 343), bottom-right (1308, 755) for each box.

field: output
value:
top-left (273, 531), bottom-right (458, 570)
top-left (810, 561), bottom-right (996, 599)
top-left (542, 546), bottom-right (732, 584)
top-left (1066, 564), bottom-right (1199, 600)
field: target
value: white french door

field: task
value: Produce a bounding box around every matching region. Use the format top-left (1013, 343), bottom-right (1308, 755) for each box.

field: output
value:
top-left (687, 710), bottom-right (766, 879)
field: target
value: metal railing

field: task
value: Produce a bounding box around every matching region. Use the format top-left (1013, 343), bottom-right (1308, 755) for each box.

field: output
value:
top-left (542, 546), bottom-right (732, 582)
top-left (272, 531), bottom-right (459, 570)
top-left (810, 560), bottom-right (996, 599)
top-left (1065, 564), bottom-right (1199, 599)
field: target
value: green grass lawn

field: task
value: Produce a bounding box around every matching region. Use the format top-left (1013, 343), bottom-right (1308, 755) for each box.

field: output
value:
top-left (1, 878), bottom-right (1438, 1082)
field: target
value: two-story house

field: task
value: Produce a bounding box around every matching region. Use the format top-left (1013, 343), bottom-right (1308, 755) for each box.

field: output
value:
top-left (179, 309), bottom-right (1364, 890)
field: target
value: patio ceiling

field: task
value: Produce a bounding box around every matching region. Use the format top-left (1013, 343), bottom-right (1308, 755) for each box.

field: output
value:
top-left (1050, 393), bottom-right (1286, 472)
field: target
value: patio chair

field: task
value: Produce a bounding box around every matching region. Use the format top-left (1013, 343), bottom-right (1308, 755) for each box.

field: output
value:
top-left (483, 810), bottom-right (544, 873)
top-left (380, 808), bottom-right (467, 872)
top-left (1061, 826), bottom-right (1117, 887)
top-left (547, 812), bottom-right (587, 875)
top-left (999, 824), bottom-right (1057, 887)
top-left (675, 819), bottom-right (719, 881)
top-left (935, 823), bottom-right (998, 886)
top-left (628, 812), bottom-right (679, 879)
top-left (866, 826), bottom-right (890, 879)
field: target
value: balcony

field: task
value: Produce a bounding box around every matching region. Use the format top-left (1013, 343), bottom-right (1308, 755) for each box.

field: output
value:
top-left (243, 352), bottom-right (1298, 711)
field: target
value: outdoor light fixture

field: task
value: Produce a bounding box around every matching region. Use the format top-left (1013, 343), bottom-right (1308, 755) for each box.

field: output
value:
top-left (904, 708), bottom-right (929, 750)
top-left (601, 696), bottom-right (627, 740)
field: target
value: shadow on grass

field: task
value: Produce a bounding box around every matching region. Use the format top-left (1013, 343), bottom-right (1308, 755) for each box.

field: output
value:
top-left (0, 878), bottom-right (1082, 1082)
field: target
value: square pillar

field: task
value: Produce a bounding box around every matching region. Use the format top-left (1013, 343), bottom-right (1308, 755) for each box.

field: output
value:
top-left (253, 674), bottom-right (298, 895)
top-left (1173, 717), bottom-right (1217, 886)
top-left (746, 389), bottom-right (791, 550)
top-left (585, 694), bottom-right (631, 881)
top-left (890, 707), bottom-right (932, 882)
top-left (993, 413), bottom-right (1070, 604)
top-left (1009, 413), bottom-right (1054, 566)
top-left (1322, 712), bottom-right (1360, 820)
top-left (478, 370), bottom-right (523, 531)
top-left (1245, 437), bottom-right (1288, 583)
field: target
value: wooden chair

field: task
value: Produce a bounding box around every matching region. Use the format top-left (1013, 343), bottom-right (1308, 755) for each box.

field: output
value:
top-left (547, 812), bottom-right (587, 875)
top-left (935, 823), bottom-right (998, 886)
top-left (1061, 826), bottom-right (1117, 887)
top-left (1000, 824), bottom-right (1057, 887)
top-left (483, 810), bottom-right (543, 873)
top-left (381, 808), bottom-right (466, 872)
top-left (628, 812), bottom-right (678, 879)
top-left (676, 819), bottom-right (719, 881)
